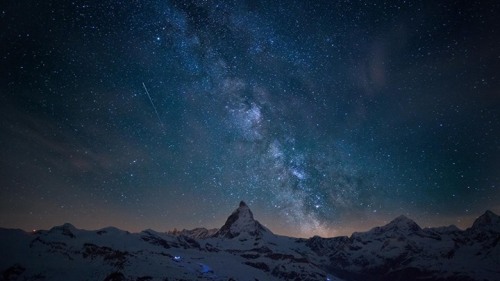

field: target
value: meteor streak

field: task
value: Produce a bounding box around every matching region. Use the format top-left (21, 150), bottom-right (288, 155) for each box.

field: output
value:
top-left (142, 82), bottom-right (164, 129)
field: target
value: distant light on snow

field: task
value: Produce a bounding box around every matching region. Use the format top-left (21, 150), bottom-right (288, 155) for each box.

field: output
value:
top-left (199, 263), bottom-right (213, 273)
top-left (173, 256), bottom-right (181, 261)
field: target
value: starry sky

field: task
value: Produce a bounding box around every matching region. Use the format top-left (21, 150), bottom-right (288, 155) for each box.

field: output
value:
top-left (1, 0), bottom-right (499, 238)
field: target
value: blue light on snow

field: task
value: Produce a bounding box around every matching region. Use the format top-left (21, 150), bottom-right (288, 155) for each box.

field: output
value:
top-left (199, 263), bottom-right (213, 274)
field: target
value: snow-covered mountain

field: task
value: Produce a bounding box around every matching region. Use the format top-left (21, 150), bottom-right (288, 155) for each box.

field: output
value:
top-left (167, 227), bottom-right (218, 239)
top-left (214, 201), bottom-right (271, 239)
top-left (1, 202), bottom-right (499, 281)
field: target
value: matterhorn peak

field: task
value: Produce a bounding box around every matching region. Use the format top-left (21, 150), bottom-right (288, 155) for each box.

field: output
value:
top-left (214, 201), bottom-right (271, 239)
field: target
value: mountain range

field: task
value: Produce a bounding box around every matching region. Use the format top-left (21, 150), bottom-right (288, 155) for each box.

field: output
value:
top-left (1, 201), bottom-right (499, 281)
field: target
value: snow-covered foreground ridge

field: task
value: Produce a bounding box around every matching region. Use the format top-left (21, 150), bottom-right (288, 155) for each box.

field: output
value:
top-left (1, 202), bottom-right (499, 281)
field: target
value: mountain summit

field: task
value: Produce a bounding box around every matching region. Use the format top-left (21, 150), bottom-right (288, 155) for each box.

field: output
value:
top-left (382, 215), bottom-right (422, 233)
top-left (470, 210), bottom-right (500, 232)
top-left (214, 201), bottom-right (271, 239)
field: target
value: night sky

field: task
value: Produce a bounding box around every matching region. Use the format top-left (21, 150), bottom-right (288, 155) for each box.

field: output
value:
top-left (1, 1), bottom-right (499, 238)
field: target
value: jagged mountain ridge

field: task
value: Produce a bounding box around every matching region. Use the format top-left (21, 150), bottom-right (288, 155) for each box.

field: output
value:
top-left (167, 227), bottom-right (218, 239)
top-left (1, 202), bottom-right (499, 281)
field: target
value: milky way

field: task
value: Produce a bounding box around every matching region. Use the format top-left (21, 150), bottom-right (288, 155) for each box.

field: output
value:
top-left (1, 1), bottom-right (499, 237)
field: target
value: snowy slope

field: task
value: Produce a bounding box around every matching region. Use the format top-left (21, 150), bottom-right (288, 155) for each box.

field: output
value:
top-left (307, 211), bottom-right (500, 281)
top-left (1, 203), bottom-right (499, 281)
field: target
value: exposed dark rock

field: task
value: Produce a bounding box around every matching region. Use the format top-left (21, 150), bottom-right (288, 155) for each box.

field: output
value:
top-left (103, 272), bottom-right (126, 281)
top-left (2, 264), bottom-right (26, 281)
top-left (244, 261), bottom-right (270, 272)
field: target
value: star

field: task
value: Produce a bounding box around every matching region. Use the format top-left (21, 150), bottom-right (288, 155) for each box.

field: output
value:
top-left (0, 0), bottom-right (498, 238)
